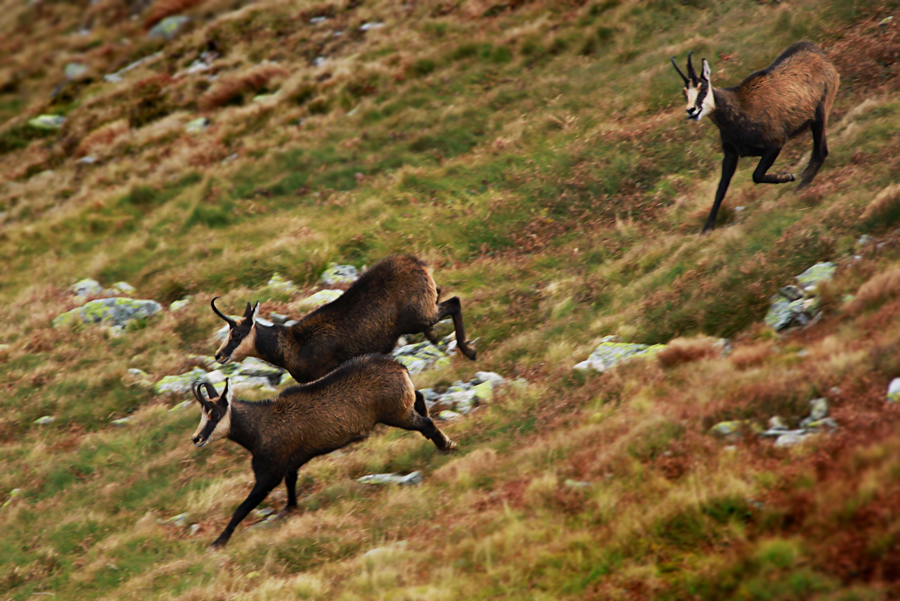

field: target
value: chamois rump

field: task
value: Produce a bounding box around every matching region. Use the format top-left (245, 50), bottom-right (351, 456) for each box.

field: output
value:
top-left (671, 41), bottom-right (840, 233)
top-left (212, 254), bottom-right (477, 384)
top-left (190, 354), bottom-right (456, 548)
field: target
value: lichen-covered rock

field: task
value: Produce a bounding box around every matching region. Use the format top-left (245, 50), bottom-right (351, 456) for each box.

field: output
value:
top-left (574, 341), bottom-right (666, 373)
top-left (34, 416), bottom-right (55, 425)
top-left (438, 410), bottom-right (462, 421)
top-left (185, 117), bottom-right (210, 133)
top-left (153, 368), bottom-right (209, 396)
top-left (147, 15), bottom-right (190, 40)
top-left (888, 378), bottom-right (900, 403)
top-left (64, 62), bottom-right (89, 80)
top-left (170, 298), bottom-right (190, 312)
top-left (474, 372), bottom-right (505, 388)
top-left (799, 398), bottom-right (828, 428)
top-left (53, 298), bottom-right (161, 330)
top-left (2, 489), bottom-right (22, 508)
top-left (391, 340), bottom-right (450, 375)
top-left (295, 289), bottom-right (342, 312)
top-left (357, 472), bottom-right (422, 486)
top-left (472, 381), bottom-right (494, 403)
top-left (796, 262), bottom-right (836, 291)
top-left (235, 357), bottom-right (285, 381)
top-left (774, 432), bottom-right (813, 447)
top-left (267, 273), bottom-right (297, 293)
top-left (112, 417), bottom-right (132, 427)
top-left (320, 264), bottom-right (359, 286)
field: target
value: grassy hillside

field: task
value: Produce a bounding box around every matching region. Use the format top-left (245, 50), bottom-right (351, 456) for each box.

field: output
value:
top-left (2, 0), bottom-right (900, 598)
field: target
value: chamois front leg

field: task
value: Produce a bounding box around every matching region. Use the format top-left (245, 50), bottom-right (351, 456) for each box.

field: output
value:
top-left (702, 149), bottom-right (739, 234)
top-left (210, 467), bottom-right (282, 548)
top-left (435, 297), bottom-right (477, 360)
top-left (752, 146), bottom-right (794, 185)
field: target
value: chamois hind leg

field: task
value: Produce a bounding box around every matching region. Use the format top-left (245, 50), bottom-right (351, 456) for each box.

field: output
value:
top-left (798, 104), bottom-right (828, 189)
top-left (435, 297), bottom-right (477, 360)
top-left (382, 404), bottom-right (456, 452)
top-left (752, 147), bottom-right (794, 184)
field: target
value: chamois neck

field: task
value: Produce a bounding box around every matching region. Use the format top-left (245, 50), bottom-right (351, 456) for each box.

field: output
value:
top-left (252, 323), bottom-right (288, 366)
top-left (227, 402), bottom-right (266, 452)
top-left (708, 87), bottom-right (739, 129)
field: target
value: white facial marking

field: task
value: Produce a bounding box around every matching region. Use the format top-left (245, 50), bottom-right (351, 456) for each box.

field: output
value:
top-left (230, 325), bottom-right (257, 361)
top-left (206, 402), bottom-right (232, 445)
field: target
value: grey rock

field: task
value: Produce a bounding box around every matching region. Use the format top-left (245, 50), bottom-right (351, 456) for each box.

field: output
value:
top-left (185, 117), bottom-right (210, 133)
top-left (564, 479), bottom-right (592, 489)
top-left (104, 52), bottom-right (162, 83)
top-left (320, 264), bottom-right (359, 286)
top-left (391, 341), bottom-right (451, 374)
top-left (153, 368), bottom-right (209, 396)
top-left (34, 416), bottom-right (56, 425)
top-left (122, 368), bottom-right (154, 389)
top-left (170, 298), bottom-right (190, 312)
top-left (709, 421), bottom-right (742, 439)
top-left (359, 22), bottom-right (385, 31)
top-left (163, 512), bottom-right (190, 527)
top-left (438, 410), bottom-right (462, 421)
top-left (357, 471), bottom-right (422, 486)
top-left (112, 417), bottom-right (132, 427)
top-left (236, 357), bottom-right (285, 379)
top-left (804, 418), bottom-right (838, 431)
top-left (761, 428), bottom-right (806, 438)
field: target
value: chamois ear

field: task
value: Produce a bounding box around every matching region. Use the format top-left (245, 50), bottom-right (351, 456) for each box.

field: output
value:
top-left (251, 301), bottom-right (260, 324)
top-left (243, 302), bottom-right (254, 319)
top-left (701, 58), bottom-right (711, 83)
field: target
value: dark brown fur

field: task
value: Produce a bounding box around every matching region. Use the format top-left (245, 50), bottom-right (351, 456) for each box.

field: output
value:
top-left (673, 41), bottom-right (840, 233)
top-left (191, 354), bottom-right (455, 548)
top-left (213, 254), bottom-right (477, 383)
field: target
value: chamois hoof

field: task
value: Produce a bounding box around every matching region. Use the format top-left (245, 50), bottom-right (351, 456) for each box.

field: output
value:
top-left (462, 348), bottom-right (477, 361)
top-left (443, 440), bottom-right (458, 453)
top-left (208, 538), bottom-right (228, 550)
top-left (275, 507), bottom-right (298, 521)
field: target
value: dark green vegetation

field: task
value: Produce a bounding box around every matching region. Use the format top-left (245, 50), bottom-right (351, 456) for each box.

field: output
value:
top-left (2, 0), bottom-right (900, 598)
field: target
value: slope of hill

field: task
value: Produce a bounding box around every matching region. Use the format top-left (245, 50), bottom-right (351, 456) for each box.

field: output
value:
top-left (2, 0), bottom-right (900, 598)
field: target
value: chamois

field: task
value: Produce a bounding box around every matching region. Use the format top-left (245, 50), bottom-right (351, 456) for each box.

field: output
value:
top-left (211, 254), bottom-right (477, 383)
top-left (190, 354), bottom-right (456, 548)
top-left (671, 41), bottom-right (840, 233)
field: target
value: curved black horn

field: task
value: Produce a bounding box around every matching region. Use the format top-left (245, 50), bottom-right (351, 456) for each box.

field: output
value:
top-left (671, 56), bottom-right (688, 85)
top-left (210, 297), bottom-right (236, 327)
top-left (192, 381), bottom-right (208, 404)
top-left (686, 51), bottom-right (697, 82)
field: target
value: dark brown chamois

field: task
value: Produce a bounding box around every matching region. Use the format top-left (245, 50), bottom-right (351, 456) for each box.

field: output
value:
top-left (190, 354), bottom-right (456, 548)
top-left (672, 41), bottom-right (840, 233)
top-left (212, 255), bottom-right (477, 383)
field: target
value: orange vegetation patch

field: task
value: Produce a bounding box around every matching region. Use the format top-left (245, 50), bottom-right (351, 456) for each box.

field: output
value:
top-left (199, 64), bottom-right (289, 111)
top-left (144, 0), bottom-right (207, 29)
top-left (657, 335), bottom-right (723, 368)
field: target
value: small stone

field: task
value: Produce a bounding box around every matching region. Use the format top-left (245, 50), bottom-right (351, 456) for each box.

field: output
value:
top-left (888, 378), bottom-right (900, 403)
top-left (64, 62), bottom-right (89, 80)
top-left (147, 15), bottom-right (190, 40)
top-left (359, 22), bottom-right (385, 31)
top-left (804, 418), bottom-right (838, 431)
top-left (320, 264), bottom-right (359, 286)
top-left (310, 16), bottom-right (327, 24)
top-left (236, 357), bottom-right (285, 379)
top-left (768, 416), bottom-right (789, 431)
top-left (153, 368), bottom-right (209, 396)
top-left (189, 524), bottom-right (200, 536)
top-left (28, 115), bottom-right (66, 130)
top-left (170, 298), bottom-right (190, 312)
top-left (53, 298), bottom-right (162, 330)
top-left (357, 472), bottom-right (422, 486)
top-left (808, 398), bottom-right (828, 421)
top-left (761, 428), bottom-right (806, 438)
top-left (774, 432), bottom-right (812, 447)
top-left (709, 420), bottom-right (742, 439)
top-left (112, 417), bottom-right (132, 427)
top-left (70, 278), bottom-right (105, 298)
top-left (564, 479), bottom-right (591, 489)
top-left (444, 390), bottom-right (477, 413)
top-left (163, 512), bottom-right (190, 527)
top-left (474, 372), bottom-right (505, 388)
top-left (438, 410), bottom-right (462, 421)
top-left (122, 368), bottom-right (154, 389)
top-left (575, 341), bottom-right (666, 373)
top-left (185, 117), bottom-right (210, 133)
top-left (267, 273), bottom-right (297, 293)
top-left (34, 416), bottom-right (55, 425)
top-left (76, 156), bottom-right (97, 165)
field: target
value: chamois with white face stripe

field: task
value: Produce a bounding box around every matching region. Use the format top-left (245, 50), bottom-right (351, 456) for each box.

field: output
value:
top-left (212, 254), bottom-right (477, 383)
top-left (672, 41), bottom-right (840, 233)
top-left (191, 355), bottom-right (456, 548)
